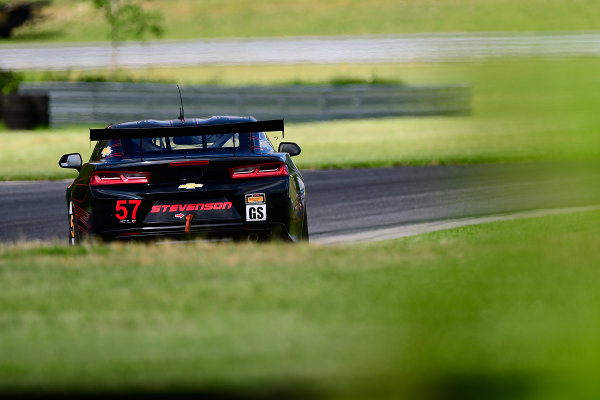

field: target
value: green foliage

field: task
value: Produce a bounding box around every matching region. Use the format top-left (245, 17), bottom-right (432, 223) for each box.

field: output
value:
top-left (0, 69), bottom-right (22, 94)
top-left (327, 75), bottom-right (402, 86)
top-left (286, 75), bottom-right (403, 86)
top-left (18, 68), bottom-right (403, 86)
top-left (89, 0), bottom-right (163, 43)
top-left (20, 69), bottom-right (143, 83)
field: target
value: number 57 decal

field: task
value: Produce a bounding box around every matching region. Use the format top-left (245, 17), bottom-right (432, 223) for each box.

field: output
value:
top-left (115, 199), bottom-right (142, 222)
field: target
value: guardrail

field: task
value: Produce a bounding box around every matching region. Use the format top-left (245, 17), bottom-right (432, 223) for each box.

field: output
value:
top-left (19, 82), bottom-right (470, 127)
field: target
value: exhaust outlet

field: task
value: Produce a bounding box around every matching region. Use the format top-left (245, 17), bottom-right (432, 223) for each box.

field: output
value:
top-left (185, 214), bottom-right (194, 233)
top-left (247, 233), bottom-right (259, 242)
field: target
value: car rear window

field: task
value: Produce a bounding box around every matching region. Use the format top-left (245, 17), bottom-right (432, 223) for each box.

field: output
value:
top-left (91, 132), bottom-right (274, 162)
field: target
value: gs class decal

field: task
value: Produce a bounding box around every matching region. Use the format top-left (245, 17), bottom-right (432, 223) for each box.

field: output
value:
top-left (245, 193), bottom-right (266, 222)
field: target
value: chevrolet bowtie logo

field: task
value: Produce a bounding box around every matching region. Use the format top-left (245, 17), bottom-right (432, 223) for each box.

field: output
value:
top-left (178, 183), bottom-right (204, 190)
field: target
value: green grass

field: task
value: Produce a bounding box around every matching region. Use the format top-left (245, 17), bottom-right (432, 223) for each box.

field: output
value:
top-left (0, 127), bottom-right (94, 180)
top-left (2, 58), bottom-right (600, 180)
top-left (1, 210), bottom-right (599, 398)
top-left (4, 0), bottom-right (600, 43)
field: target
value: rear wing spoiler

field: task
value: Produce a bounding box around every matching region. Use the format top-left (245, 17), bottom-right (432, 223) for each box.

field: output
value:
top-left (90, 119), bottom-right (284, 141)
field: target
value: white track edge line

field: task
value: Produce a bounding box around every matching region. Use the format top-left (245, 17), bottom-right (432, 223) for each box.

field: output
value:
top-left (313, 205), bottom-right (600, 245)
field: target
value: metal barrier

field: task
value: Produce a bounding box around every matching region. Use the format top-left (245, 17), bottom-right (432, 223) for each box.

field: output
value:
top-left (19, 82), bottom-right (470, 127)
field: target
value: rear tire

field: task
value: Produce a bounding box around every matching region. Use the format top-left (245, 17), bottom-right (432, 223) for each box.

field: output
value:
top-left (302, 210), bottom-right (309, 241)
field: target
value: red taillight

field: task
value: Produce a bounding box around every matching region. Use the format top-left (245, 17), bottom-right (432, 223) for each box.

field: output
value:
top-left (90, 171), bottom-right (150, 186)
top-left (230, 162), bottom-right (289, 179)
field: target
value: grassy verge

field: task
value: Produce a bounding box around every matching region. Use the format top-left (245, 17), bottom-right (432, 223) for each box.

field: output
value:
top-left (1, 210), bottom-right (599, 398)
top-left (2, 58), bottom-right (600, 180)
top-left (16, 67), bottom-right (405, 86)
top-left (0, 127), bottom-right (93, 180)
top-left (5, 0), bottom-right (600, 43)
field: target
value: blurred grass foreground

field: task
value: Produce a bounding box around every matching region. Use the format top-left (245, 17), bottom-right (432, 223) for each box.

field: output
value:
top-left (1, 210), bottom-right (600, 398)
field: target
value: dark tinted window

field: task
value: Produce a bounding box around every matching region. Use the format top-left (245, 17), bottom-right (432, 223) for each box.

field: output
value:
top-left (91, 132), bottom-right (274, 162)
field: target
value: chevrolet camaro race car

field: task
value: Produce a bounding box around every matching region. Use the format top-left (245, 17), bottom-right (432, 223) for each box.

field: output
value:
top-left (58, 116), bottom-right (307, 244)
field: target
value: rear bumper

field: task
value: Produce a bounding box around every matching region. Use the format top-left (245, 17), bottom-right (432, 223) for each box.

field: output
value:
top-left (102, 221), bottom-right (293, 242)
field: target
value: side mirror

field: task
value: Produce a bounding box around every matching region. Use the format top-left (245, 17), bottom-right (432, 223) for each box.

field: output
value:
top-left (278, 142), bottom-right (301, 157)
top-left (59, 153), bottom-right (82, 170)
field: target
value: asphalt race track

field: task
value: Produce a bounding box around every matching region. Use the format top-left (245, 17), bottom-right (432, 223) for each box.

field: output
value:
top-left (3, 32), bottom-right (600, 69)
top-left (1, 162), bottom-right (599, 244)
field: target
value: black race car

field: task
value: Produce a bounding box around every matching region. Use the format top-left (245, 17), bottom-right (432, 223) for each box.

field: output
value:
top-left (58, 116), bottom-right (307, 244)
